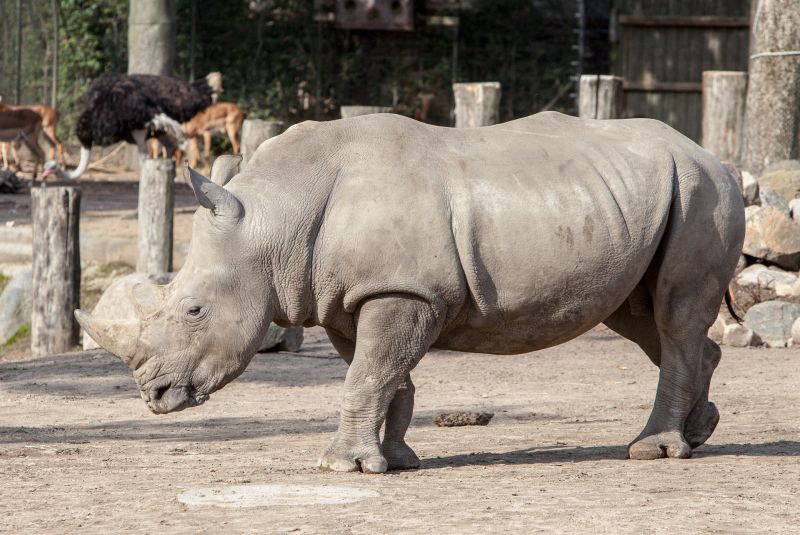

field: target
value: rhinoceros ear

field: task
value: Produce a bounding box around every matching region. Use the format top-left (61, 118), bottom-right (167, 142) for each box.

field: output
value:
top-left (210, 154), bottom-right (242, 186)
top-left (184, 163), bottom-right (244, 223)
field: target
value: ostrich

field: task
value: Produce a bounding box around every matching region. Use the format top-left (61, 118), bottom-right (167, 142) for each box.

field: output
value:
top-left (43, 72), bottom-right (222, 180)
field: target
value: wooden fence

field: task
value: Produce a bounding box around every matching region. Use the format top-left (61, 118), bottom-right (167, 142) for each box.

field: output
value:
top-left (614, 0), bottom-right (751, 141)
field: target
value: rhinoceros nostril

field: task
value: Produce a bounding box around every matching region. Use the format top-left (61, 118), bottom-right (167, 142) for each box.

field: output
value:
top-left (152, 384), bottom-right (170, 401)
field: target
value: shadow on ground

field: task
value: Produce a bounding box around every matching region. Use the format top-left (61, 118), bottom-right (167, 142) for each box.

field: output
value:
top-left (0, 415), bottom-right (339, 444)
top-left (422, 440), bottom-right (800, 468)
top-left (0, 349), bottom-right (346, 399)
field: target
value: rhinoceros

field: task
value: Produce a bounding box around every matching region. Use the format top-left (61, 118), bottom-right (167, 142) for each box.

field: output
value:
top-left (76, 112), bottom-right (745, 473)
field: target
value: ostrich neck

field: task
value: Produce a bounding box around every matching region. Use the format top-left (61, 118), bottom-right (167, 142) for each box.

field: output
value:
top-left (66, 146), bottom-right (91, 180)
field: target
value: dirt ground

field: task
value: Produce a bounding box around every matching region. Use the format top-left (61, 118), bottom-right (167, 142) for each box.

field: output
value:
top-left (1, 326), bottom-right (799, 534)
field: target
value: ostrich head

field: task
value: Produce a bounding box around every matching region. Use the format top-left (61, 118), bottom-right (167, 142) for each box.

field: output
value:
top-left (206, 72), bottom-right (223, 103)
top-left (41, 147), bottom-right (91, 180)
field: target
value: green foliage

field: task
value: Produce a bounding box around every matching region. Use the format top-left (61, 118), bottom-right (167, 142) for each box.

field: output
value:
top-left (0, 272), bottom-right (9, 295)
top-left (4, 323), bottom-right (31, 348)
top-left (1, 0), bottom-right (587, 145)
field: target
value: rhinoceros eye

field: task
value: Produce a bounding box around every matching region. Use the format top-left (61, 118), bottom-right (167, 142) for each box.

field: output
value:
top-left (187, 305), bottom-right (202, 316)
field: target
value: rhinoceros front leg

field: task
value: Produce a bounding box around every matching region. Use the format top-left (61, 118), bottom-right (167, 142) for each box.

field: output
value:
top-left (319, 295), bottom-right (442, 473)
top-left (325, 330), bottom-right (420, 470)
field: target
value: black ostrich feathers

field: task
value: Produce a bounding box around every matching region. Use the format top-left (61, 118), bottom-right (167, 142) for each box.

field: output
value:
top-left (75, 74), bottom-right (213, 148)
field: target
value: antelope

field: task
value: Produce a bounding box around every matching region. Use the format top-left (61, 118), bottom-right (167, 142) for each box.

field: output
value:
top-left (0, 98), bottom-right (64, 168)
top-left (0, 108), bottom-right (46, 177)
top-left (171, 102), bottom-right (245, 169)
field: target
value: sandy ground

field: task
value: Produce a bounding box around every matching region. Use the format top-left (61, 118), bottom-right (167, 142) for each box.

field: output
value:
top-left (1, 326), bottom-right (799, 534)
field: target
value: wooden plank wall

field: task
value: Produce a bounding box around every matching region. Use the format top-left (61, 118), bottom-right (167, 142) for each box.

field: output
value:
top-left (614, 0), bottom-right (751, 141)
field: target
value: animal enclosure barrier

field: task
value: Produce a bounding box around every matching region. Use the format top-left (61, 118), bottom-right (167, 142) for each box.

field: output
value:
top-left (241, 120), bottom-right (285, 164)
top-left (31, 185), bottom-right (81, 356)
top-left (614, 0), bottom-right (750, 142)
top-left (701, 71), bottom-right (747, 165)
top-left (578, 75), bottom-right (624, 119)
top-left (137, 159), bottom-right (174, 274)
top-left (453, 82), bottom-right (502, 128)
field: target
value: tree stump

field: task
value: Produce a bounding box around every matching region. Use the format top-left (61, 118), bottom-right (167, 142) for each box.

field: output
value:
top-left (241, 119), bottom-right (285, 164)
top-left (453, 82), bottom-right (501, 128)
top-left (31, 185), bottom-right (81, 356)
top-left (578, 75), bottom-right (624, 120)
top-left (702, 71), bottom-right (747, 165)
top-left (137, 159), bottom-right (174, 274)
top-left (340, 106), bottom-right (393, 119)
top-left (742, 0), bottom-right (800, 175)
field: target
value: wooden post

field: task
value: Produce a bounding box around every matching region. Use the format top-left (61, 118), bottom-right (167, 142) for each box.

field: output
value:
top-left (742, 0), bottom-right (800, 175)
top-left (31, 185), bottom-right (81, 356)
top-left (578, 75), bottom-right (624, 119)
top-left (702, 71), bottom-right (747, 164)
top-left (340, 106), bottom-right (393, 119)
top-left (241, 119), bottom-right (284, 164)
top-left (137, 159), bottom-right (174, 274)
top-left (453, 82), bottom-right (501, 128)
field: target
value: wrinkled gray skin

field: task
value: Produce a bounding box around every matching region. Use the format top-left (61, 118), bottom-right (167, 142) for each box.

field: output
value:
top-left (76, 112), bottom-right (745, 473)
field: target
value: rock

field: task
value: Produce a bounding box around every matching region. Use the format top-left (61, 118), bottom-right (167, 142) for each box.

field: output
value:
top-left (742, 171), bottom-right (759, 206)
top-left (708, 315), bottom-right (728, 343)
top-left (744, 301), bottom-right (800, 348)
top-left (790, 199), bottom-right (800, 223)
top-left (741, 206), bottom-right (800, 270)
top-left (258, 323), bottom-right (304, 353)
top-left (735, 255), bottom-right (748, 275)
top-left (0, 269), bottom-right (32, 345)
top-left (758, 169), bottom-right (800, 203)
top-left (764, 159), bottom-right (800, 174)
top-left (792, 317), bottom-right (800, 344)
top-left (433, 412), bottom-right (494, 427)
top-left (730, 264), bottom-right (798, 312)
top-left (758, 187), bottom-right (791, 216)
top-left (84, 272), bottom-right (303, 352)
top-left (722, 324), bottom-right (761, 347)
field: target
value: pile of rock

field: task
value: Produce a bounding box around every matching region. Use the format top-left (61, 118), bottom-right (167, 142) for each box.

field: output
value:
top-left (717, 160), bottom-right (800, 347)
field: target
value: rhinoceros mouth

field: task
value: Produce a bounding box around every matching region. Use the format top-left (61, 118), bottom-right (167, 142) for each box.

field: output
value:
top-left (141, 384), bottom-right (210, 414)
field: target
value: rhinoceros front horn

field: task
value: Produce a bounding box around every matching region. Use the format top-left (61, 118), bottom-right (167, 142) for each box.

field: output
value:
top-left (74, 310), bottom-right (140, 366)
top-left (184, 163), bottom-right (244, 223)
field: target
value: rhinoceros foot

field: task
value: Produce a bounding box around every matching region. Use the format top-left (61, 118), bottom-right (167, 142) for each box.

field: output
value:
top-left (318, 441), bottom-right (388, 474)
top-left (627, 430), bottom-right (692, 460)
top-left (683, 400), bottom-right (720, 449)
top-left (381, 440), bottom-right (420, 470)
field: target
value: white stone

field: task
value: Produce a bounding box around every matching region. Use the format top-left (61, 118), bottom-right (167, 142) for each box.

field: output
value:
top-left (792, 317), bottom-right (800, 345)
top-left (177, 484), bottom-right (379, 508)
top-left (742, 170), bottom-right (759, 206)
top-left (722, 324), bottom-right (760, 347)
top-left (744, 301), bottom-right (800, 348)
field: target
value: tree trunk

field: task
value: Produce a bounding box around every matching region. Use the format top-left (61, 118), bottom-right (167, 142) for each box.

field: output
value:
top-left (241, 119), bottom-right (284, 164)
top-left (578, 75), bottom-right (624, 120)
top-left (128, 0), bottom-right (175, 76)
top-left (742, 0), bottom-right (800, 175)
top-left (137, 159), bottom-right (174, 274)
top-left (702, 71), bottom-right (747, 164)
top-left (31, 185), bottom-right (81, 356)
top-left (453, 82), bottom-right (502, 128)
top-left (340, 106), bottom-right (393, 119)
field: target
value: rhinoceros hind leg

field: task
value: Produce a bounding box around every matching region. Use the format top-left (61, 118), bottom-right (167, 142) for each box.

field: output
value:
top-left (381, 375), bottom-right (421, 470)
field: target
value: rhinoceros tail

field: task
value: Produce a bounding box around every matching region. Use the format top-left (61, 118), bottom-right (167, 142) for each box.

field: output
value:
top-left (724, 286), bottom-right (742, 324)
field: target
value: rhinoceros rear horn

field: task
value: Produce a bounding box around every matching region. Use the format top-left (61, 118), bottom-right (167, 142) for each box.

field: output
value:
top-left (184, 163), bottom-right (244, 223)
top-left (210, 154), bottom-right (242, 186)
top-left (74, 310), bottom-right (140, 366)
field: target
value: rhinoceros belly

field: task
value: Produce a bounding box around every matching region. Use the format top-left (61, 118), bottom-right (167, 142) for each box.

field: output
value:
top-left (434, 117), bottom-right (675, 354)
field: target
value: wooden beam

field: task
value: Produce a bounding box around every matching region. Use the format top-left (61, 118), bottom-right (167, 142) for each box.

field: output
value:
top-left (618, 15), bottom-right (749, 28)
top-left (624, 81), bottom-right (702, 93)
